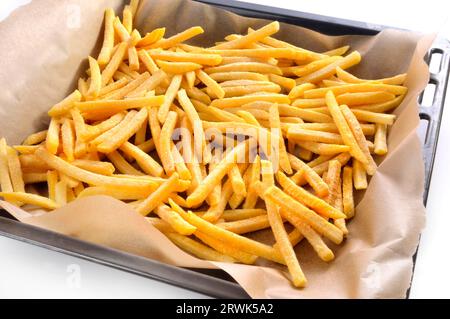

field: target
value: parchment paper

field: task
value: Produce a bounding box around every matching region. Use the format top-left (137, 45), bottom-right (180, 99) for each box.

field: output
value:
top-left (0, 0), bottom-right (432, 298)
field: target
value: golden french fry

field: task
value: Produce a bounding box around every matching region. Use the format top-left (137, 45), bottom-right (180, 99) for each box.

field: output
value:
top-left (48, 90), bottom-right (82, 117)
top-left (87, 56), bottom-right (102, 97)
top-left (0, 139), bottom-right (13, 193)
top-left (155, 204), bottom-right (196, 235)
top-left (217, 215), bottom-right (271, 234)
top-left (96, 107), bottom-right (148, 153)
top-left (196, 69), bottom-right (225, 99)
top-left (61, 118), bottom-right (75, 162)
top-left (243, 155), bottom-right (261, 209)
top-left (257, 184), bottom-right (343, 244)
top-left (342, 166), bottom-right (354, 218)
top-left (205, 62), bottom-right (282, 75)
top-left (46, 118), bottom-right (60, 155)
top-left (221, 208), bottom-right (266, 221)
top-left (277, 171), bottom-right (345, 219)
top-left (166, 232), bottom-right (236, 263)
top-left (36, 147), bottom-right (156, 190)
top-left (186, 141), bottom-right (248, 207)
top-left (106, 151), bottom-right (144, 176)
top-left (353, 159), bottom-right (367, 190)
top-left (340, 105), bottom-right (377, 175)
top-left (195, 231), bottom-right (257, 265)
top-left (325, 91), bottom-right (368, 165)
top-left (23, 172), bottom-right (47, 184)
top-left (211, 21), bottom-right (279, 50)
top-left (138, 27), bottom-right (165, 47)
top-left (22, 130), bottom-right (48, 146)
top-left (135, 173), bottom-right (180, 216)
top-left (156, 60), bottom-right (202, 74)
top-left (304, 82), bottom-right (408, 99)
top-left (6, 147), bottom-right (25, 193)
top-left (0, 192), bottom-right (59, 210)
top-left (297, 51), bottom-right (361, 84)
top-left (269, 104), bottom-right (292, 174)
top-left (169, 200), bottom-right (285, 265)
top-left (150, 26), bottom-right (204, 49)
top-left (374, 123), bottom-right (388, 155)
top-left (209, 71), bottom-right (268, 82)
top-left (97, 8), bottom-right (115, 65)
top-left (158, 74), bottom-right (182, 123)
top-left (101, 42), bottom-right (128, 86)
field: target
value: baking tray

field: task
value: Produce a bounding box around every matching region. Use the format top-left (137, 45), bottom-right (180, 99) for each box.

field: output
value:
top-left (0, 0), bottom-right (449, 299)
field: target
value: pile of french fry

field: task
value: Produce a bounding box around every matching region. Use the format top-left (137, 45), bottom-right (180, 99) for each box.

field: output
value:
top-left (0, 0), bottom-right (408, 287)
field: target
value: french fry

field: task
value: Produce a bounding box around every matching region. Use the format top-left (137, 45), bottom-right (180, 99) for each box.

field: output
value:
top-left (186, 140), bottom-right (248, 207)
top-left (101, 42), bottom-right (128, 86)
top-left (221, 208), bottom-right (266, 221)
top-left (5, 147), bottom-right (24, 193)
top-left (0, 139), bottom-right (13, 193)
top-left (150, 26), bottom-right (204, 49)
top-left (227, 164), bottom-right (246, 196)
top-left (325, 91), bottom-right (368, 165)
top-left (36, 147), bottom-right (156, 190)
top-left (61, 118), bottom-right (75, 162)
top-left (158, 74), bottom-right (182, 123)
top-left (87, 57), bottom-right (102, 97)
top-left (55, 180), bottom-right (67, 206)
top-left (304, 82), bottom-right (408, 99)
top-left (0, 192), bottom-right (59, 210)
top-left (121, 141), bottom-right (164, 177)
top-left (135, 173), bottom-right (180, 216)
top-left (278, 207), bottom-right (334, 262)
top-left (76, 96), bottom-right (163, 114)
top-left (48, 90), bottom-right (82, 117)
top-left (210, 21), bottom-right (280, 50)
top-left (340, 105), bottom-right (377, 175)
top-left (195, 231), bottom-right (257, 264)
top-left (23, 172), bottom-right (47, 184)
top-left (353, 159), bottom-right (368, 190)
top-left (336, 66), bottom-right (406, 85)
top-left (260, 159), bottom-right (307, 287)
top-left (211, 94), bottom-right (289, 109)
top-left (155, 204), bottom-right (196, 235)
top-left (257, 184), bottom-right (343, 244)
top-left (156, 60), bottom-right (202, 74)
top-left (159, 111), bottom-right (178, 175)
top-left (166, 232), bottom-right (236, 263)
top-left (342, 166), bottom-right (354, 218)
top-left (287, 127), bottom-right (344, 144)
top-left (96, 107), bottom-right (148, 153)
top-left (205, 62), bottom-right (282, 75)
top-left (296, 141), bottom-right (350, 155)
top-left (46, 170), bottom-right (58, 201)
top-left (243, 155), bottom-right (261, 209)
top-left (288, 153), bottom-right (329, 197)
top-left (22, 130), bottom-right (48, 146)
top-left (138, 27), bottom-right (165, 47)
top-left (113, 17), bottom-right (130, 42)
top-left (209, 71), bottom-right (268, 82)
top-left (148, 49), bottom-right (222, 66)
top-left (217, 215), bottom-right (271, 234)
top-left (350, 109), bottom-right (396, 125)
top-left (374, 123), bottom-right (388, 155)
top-left (169, 200), bottom-right (285, 265)
top-left (269, 104), bottom-right (292, 174)
top-left (288, 83), bottom-right (316, 99)
top-left (323, 45), bottom-right (349, 56)
top-left (71, 159), bottom-right (115, 176)
top-left (46, 118), bottom-right (60, 155)
top-left (97, 8), bottom-right (115, 66)
top-left (196, 69), bottom-right (225, 99)
top-left (296, 51), bottom-right (361, 84)
top-left (276, 171), bottom-right (345, 219)
top-left (106, 151), bottom-right (144, 176)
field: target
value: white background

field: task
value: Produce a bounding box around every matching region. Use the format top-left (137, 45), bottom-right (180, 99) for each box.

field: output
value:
top-left (0, 0), bottom-right (450, 298)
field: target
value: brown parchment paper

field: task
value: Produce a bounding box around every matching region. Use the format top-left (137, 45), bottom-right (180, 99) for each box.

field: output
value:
top-left (0, 0), bottom-right (433, 298)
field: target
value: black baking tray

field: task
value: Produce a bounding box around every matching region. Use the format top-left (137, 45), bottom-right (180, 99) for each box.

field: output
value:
top-left (0, 0), bottom-right (449, 299)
